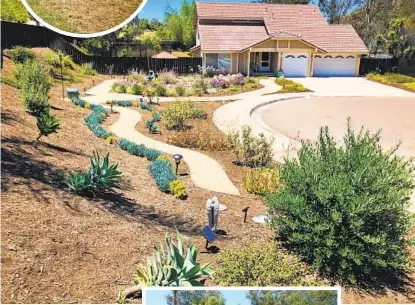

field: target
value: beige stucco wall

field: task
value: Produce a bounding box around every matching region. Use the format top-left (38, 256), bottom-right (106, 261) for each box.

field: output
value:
top-left (238, 51), bottom-right (247, 74)
top-left (290, 40), bottom-right (314, 49)
top-left (271, 52), bottom-right (279, 73)
top-left (231, 53), bottom-right (238, 73)
top-left (278, 40), bottom-right (289, 48)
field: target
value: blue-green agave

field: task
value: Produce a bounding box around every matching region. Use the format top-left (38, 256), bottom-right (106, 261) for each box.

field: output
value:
top-left (134, 231), bottom-right (214, 287)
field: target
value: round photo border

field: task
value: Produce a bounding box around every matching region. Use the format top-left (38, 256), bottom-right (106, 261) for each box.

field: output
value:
top-left (20, 0), bottom-right (149, 38)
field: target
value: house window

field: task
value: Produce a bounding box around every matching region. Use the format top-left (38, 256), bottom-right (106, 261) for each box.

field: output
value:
top-left (335, 55), bottom-right (344, 58)
top-left (346, 55), bottom-right (355, 59)
top-left (205, 53), bottom-right (231, 70)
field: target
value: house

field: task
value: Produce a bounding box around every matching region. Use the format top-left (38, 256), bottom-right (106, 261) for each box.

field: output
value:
top-left (190, 2), bottom-right (369, 77)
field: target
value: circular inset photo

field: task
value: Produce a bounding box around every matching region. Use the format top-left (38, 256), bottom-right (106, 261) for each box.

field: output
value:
top-left (20, 0), bottom-right (147, 37)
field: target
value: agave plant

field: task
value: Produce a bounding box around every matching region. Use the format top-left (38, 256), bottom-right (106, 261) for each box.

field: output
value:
top-left (134, 231), bottom-right (214, 287)
top-left (85, 151), bottom-right (122, 196)
top-left (64, 171), bottom-right (89, 194)
top-left (36, 112), bottom-right (60, 140)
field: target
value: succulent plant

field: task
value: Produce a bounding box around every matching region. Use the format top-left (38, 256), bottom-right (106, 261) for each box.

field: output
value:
top-left (148, 159), bottom-right (175, 192)
top-left (36, 112), bottom-right (60, 140)
top-left (145, 148), bottom-right (161, 161)
top-left (64, 171), bottom-right (89, 194)
top-left (134, 231), bottom-right (214, 287)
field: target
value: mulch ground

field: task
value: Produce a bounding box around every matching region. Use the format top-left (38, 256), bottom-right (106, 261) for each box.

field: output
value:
top-left (26, 0), bottom-right (141, 33)
top-left (1, 54), bottom-right (414, 304)
top-left (1, 56), bottom-right (272, 303)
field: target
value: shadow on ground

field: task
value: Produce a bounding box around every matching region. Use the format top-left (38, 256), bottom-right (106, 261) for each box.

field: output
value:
top-left (1, 136), bottom-right (201, 235)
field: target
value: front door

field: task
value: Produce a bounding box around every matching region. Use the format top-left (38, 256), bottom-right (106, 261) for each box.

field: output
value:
top-left (260, 52), bottom-right (271, 72)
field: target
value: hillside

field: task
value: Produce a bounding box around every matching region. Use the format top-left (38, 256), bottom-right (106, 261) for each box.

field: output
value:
top-left (0, 49), bottom-right (270, 303)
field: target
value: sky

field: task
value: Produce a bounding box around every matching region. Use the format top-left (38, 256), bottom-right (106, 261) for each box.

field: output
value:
top-left (140, 0), bottom-right (253, 21)
top-left (145, 290), bottom-right (251, 305)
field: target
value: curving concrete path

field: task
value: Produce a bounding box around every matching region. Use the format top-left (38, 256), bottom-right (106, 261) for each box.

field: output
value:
top-left (106, 106), bottom-right (240, 196)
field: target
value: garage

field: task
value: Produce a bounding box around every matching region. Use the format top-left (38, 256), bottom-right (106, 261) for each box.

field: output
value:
top-left (313, 55), bottom-right (356, 77)
top-left (282, 53), bottom-right (309, 77)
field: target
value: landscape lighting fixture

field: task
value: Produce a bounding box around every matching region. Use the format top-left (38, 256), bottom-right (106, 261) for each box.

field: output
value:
top-left (173, 154), bottom-right (183, 175)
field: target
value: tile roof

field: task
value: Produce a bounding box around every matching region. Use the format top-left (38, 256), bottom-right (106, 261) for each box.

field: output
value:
top-left (152, 51), bottom-right (178, 59)
top-left (198, 23), bottom-right (269, 51)
top-left (195, 2), bottom-right (368, 53)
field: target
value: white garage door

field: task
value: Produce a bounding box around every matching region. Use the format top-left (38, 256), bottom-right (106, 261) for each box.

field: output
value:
top-left (283, 53), bottom-right (309, 77)
top-left (313, 55), bottom-right (356, 77)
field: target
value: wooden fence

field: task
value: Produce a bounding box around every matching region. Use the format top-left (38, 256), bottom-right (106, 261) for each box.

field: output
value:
top-left (1, 21), bottom-right (202, 75)
top-left (359, 57), bottom-right (415, 76)
top-left (52, 39), bottom-right (202, 75)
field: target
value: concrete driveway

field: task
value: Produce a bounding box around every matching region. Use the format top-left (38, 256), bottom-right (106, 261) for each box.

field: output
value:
top-left (289, 77), bottom-right (415, 97)
top-left (260, 96), bottom-right (415, 212)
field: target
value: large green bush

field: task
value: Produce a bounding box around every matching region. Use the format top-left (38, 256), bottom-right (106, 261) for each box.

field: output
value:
top-left (9, 46), bottom-right (34, 63)
top-left (227, 125), bottom-right (274, 167)
top-left (214, 242), bottom-right (323, 286)
top-left (164, 101), bottom-right (194, 130)
top-left (19, 59), bottom-right (52, 116)
top-left (266, 121), bottom-right (414, 284)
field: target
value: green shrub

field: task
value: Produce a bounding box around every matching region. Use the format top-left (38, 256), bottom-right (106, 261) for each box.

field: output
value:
top-left (276, 77), bottom-right (310, 93)
top-left (227, 125), bottom-right (274, 167)
top-left (266, 121), bottom-right (415, 284)
top-left (191, 107), bottom-right (208, 120)
top-left (192, 77), bottom-right (208, 95)
top-left (116, 100), bottom-right (133, 107)
top-left (403, 83), bottom-right (415, 92)
top-left (19, 59), bottom-right (52, 116)
top-left (81, 63), bottom-right (96, 75)
top-left (169, 179), bottom-right (187, 199)
top-left (134, 231), bottom-right (214, 286)
top-left (164, 101), bottom-right (194, 130)
top-left (175, 85), bottom-right (186, 96)
top-left (36, 112), bottom-right (60, 140)
top-left (65, 151), bottom-right (121, 196)
top-left (140, 102), bottom-right (153, 112)
top-left (214, 242), bottom-right (323, 286)
top-left (44, 50), bottom-right (76, 69)
top-left (119, 138), bottom-right (147, 157)
top-left (155, 86), bottom-right (167, 97)
top-left (385, 73), bottom-right (415, 84)
top-left (228, 84), bottom-right (241, 92)
top-left (115, 84), bottom-right (127, 93)
top-left (243, 167), bottom-right (280, 195)
top-left (1, 76), bottom-right (20, 88)
top-left (152, 112), bottom-right (161, 122)
top-left (9, 46), bottom-right (34, 63)
top-left (148, 160), bottom-right (176, 192)
top-left (145, 148), bottom-right (161, 161)
top-left (129, 84), bottom-right (144, 95)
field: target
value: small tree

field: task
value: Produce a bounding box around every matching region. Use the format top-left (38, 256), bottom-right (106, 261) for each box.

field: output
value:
top-left (19, 59), bottom-right (52, 116)
top-left (266, 120), bottom-right (414, 284)
top-left (137, 32), bottom-right (161, 71)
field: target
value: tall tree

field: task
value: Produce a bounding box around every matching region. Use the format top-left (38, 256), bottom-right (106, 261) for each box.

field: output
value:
top-left (247, 291), bottom-right (337, 305)
top-left (318, 0), bottom-right (358, 24)
top-left (137, 32), bottom-right (161, 70)
top-left (166, 291), bottom-right (225, 305)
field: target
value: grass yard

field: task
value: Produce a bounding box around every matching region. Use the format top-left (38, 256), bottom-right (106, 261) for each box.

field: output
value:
top-left (366, 73), bottom-right (415, 93)
top-left (26, 0), bottom-right (142, 33)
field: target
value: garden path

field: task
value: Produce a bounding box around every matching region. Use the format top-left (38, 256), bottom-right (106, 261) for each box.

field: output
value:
top-left (104, 105), bottom-right (241, 196)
